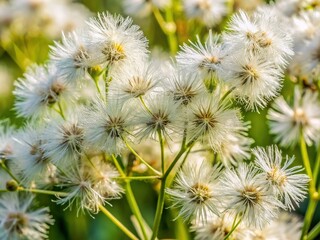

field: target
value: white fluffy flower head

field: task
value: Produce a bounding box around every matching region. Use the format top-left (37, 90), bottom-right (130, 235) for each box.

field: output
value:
top-left (220, 164), bottom-right (283, 229)
top-left (0, 193), bottom-right (54, 240)
top-left (86, 12), bottom-right (148, 70)
top-left (268, 86), bottom-right (320, 147)
top-left (167, 159), bottom-right (222, 223)
top-left (253, 145), bottom-right (309, 210)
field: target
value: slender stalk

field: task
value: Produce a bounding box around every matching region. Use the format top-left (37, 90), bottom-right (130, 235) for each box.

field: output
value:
top-left (152, 7), bottom-right (169, 34)
top-left (152, 7), bottom-right (177, 54)
top-left (224, 217), bottom-right (242, 240)
top-left (163, 140), bottom-right (195, 179)
top-left (125, 183), bottom-right (148, 240)
top-left (220, 87), bottom-right (235, 104)
top-left (93, 77), bottom-right (103, 97)
top-left (0, 162), bottom-right (20, 184)
top-left (307, 221), bottom-right (320, 240)
top-left (300, 136), bottom-right (313, 185)
top-left (301, 198), bottom-right (318, 240)
top-left (112, 154), bottom-right (126, 177)
top-left (85, 153), bottom-right (100, 173)
top-left (139, 96), bottom-right (153, 116)
top-left (212, 152), bottom-right (218, 166)
top-left (112, 155), bottom-right (148, 240)
top-left (99, 205), bottom-right (139, 240)
top-left (123, 138), bottom-right (161, 176)
top-left (164, 6), bottom-right (178, 54)
top-left (158, 129), bottom-right (165, 173)
top-left (18, 187), bottom-right (68, 197)
top-left (115, 176), bottom-right (161, 181)
top-left (181, 123), bottom-right (188, 151)
top-left (179, 146), bottom-right (192, 171)
top-left (313, 144), bottom-right (320, 187)
top-left (151, 179), bottom-right (166, 240)
top-left (1, 187), bottom-right (68, 197)
top-left (151, 142), bottom-right (193, 240)
top-left (300, 135), bottom-right (318, 239)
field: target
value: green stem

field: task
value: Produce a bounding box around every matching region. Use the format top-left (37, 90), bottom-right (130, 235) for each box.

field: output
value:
top-left (158, 129), bottom-right (165, 173)
top-left (164, 6), bottom-right (178, 54)
top-left (111, 155), bottom-right (148, 240)
top-left (220, 87), bottom-right (235, 104)
top-left (152, 7), bottom-right (169, 34)
top-left (152, 7), bottom-right (177, 54)
top-left (307, 221), bottom-right (320, 240)
top-left (163, 140), bottom-right (195, 180)
top-left (301, 198), bottom-right (318, 240)
top-left (0, 162), bottom-right (20, 184)
top-left (18, 187), bottom-right (68, 197)
top-left (224, 216), bottom-right (242, 240)
top-left (151, 179), bottom-right (166, 240)
top-left (125, 183), bottom-right (148, 240)
top-left (93, 77), bottom-right (103, 97)
top-left (115, 176), bottom-right (161, 181)
top-left (300, 135), bottom-right (318, 239)
top-left (179, 146), bottom-right (192, 171)
top-left (300, 136), bottom-right (313, 183)
top-left (151, 141), bottom-right (193, 240)
top-left (139, 96), bottom-right (153, 116)
top-left (123, 138), bottom-right (161, 176)
top-left (112, 155), bottom-right (126, 177)
top-left (99, 205), bottom-right (139, 240)
top-left (313, 144), bottom-right (320, 187)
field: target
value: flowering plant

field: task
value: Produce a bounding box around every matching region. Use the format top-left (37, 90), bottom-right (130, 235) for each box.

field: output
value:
top-left (0, 0), bottom-right (320, 239)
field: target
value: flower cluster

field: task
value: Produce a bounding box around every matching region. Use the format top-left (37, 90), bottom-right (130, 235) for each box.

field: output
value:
top-left (167, 146), bottom-right (308, 236)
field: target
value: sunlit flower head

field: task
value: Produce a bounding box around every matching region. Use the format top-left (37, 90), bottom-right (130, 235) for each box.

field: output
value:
top-left (49, 31), bottom-right (97, 85)
top-left (176, 32), bottom-right (226, 83)
top-left (187, 92), bottom-right (243, 151)
top-left (221, 53), bottom-right (284, 111)
top-left (42, 112), bottom-right (85, 166)
top-left (82, 98), bottom-right (134, 155)
top-left (292, 11), bottom-right (320, 46)
top-left (133, 94), bottom-right (182, 141)
top-left (56, 157), bottom-right (122, 214)
top-left (253, 145), bottom-right (309, 210)
top-left (268, 86), bottom-right (320, 147)
top-left (86, 12), bottom-right (148, 70)
top-left (109, 60), bottom-right (163, 103)
top-left (220, 163), bottom-right (283, 229)
top-left (167, 158), bottom-right (222, 223)
top-left (11, 125), bottom-right (54, 185)
top-left (223, 10), bottom-right (293, 66)
top-left (163, 66), bottom-right (206, 106)
top-left (55, 166), bottom-right (104, 214)
top-left (84, 156), bottom-right (123, 199)
top-left (0, 193), bottom-right (54, 240)
top-left (14, 64), bottom-right (76, 119)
